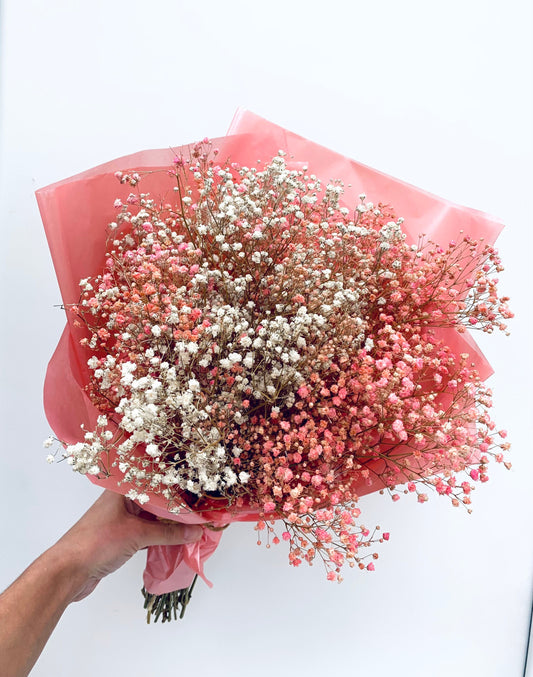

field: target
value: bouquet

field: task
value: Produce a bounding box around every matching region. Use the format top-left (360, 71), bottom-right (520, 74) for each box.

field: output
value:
top-left (38, 110), bottom-right (511, 622)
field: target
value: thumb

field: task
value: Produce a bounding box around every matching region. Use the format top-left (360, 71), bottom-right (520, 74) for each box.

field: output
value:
top-left (136, 520), bottom-right (204, 548)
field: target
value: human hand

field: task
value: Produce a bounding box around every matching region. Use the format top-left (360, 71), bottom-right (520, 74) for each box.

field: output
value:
top-left (54, 490), bottom-right (203, 601)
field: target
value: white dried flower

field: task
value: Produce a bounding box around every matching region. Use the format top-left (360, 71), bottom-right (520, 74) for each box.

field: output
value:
top-left (146, 443), bottom-right (160, 457)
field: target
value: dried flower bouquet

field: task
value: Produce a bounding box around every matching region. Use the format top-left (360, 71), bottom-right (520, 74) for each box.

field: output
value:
top-left (38, 110), bottom-right (511, 621)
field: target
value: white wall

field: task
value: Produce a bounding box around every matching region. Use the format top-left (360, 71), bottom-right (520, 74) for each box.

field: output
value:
top-left (1, 1), bottom-right (532, 676)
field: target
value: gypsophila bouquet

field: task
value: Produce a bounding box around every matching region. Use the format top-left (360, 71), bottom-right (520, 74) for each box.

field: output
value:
top-left (39, 110), bottom-right (511, 622)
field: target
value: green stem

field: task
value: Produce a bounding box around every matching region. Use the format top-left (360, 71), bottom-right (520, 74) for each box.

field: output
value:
top-left (141, 574), bottom-right (199, 623)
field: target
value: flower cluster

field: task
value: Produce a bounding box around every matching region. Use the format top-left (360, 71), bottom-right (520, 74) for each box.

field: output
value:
top-left (57, 141), bottom-right (511, 580)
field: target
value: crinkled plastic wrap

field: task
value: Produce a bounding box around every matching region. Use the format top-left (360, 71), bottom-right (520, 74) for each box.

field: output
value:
top-left (37, 109), bottom-right (504, 593)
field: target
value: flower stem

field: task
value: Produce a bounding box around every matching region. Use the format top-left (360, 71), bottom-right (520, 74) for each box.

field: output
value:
top-left (141, 574), bottom-right (198, 623)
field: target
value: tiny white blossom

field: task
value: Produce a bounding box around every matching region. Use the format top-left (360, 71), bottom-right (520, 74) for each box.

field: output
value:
top-left (145, 443), bottom-right (159, 457)
top-left (224, 468), bottom-right (237, 486)
top-left (364, 337), bottom-right (374, 351)
top-left (188, 378), bottom-right (201, 392)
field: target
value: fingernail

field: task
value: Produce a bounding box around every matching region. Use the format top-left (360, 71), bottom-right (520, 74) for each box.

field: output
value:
top-left (182, 525), bottom-right (203, 542)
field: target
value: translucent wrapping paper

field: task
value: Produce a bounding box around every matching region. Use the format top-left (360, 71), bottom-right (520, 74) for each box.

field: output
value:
top-left (37, 110), bottom-right (503, 594)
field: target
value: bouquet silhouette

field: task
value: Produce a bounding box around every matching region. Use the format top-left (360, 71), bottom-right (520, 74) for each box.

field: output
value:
top-left (38, 110), bottom-right (511, 621)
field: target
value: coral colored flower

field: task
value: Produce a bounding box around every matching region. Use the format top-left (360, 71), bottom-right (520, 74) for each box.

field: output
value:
top-left (297, 385), bottom-right (310, 399)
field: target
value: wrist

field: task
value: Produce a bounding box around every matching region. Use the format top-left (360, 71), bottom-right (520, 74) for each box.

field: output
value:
top-left (40, 540), bottom-right (94, 605)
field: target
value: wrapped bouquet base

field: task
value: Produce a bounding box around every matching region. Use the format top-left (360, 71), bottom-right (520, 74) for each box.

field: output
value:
top-left (38, 110), bottom-right (511, 618)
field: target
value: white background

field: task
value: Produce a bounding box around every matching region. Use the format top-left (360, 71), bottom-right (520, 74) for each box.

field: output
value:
top-left (1, 1), bottom-right (532, 676)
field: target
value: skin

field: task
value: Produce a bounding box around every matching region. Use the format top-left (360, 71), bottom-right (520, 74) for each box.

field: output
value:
top-left (0, 491), bottom-right (203, 677)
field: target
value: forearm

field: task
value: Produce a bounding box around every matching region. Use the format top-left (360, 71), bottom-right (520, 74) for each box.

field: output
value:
top-left (0, 491), bottom-right (202, 677)
top-left (0, 544), bottom-right (86, 677)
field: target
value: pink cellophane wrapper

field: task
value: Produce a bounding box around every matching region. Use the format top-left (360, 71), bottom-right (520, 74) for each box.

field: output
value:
top-left (37, 109), bottom-right (504, 594)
